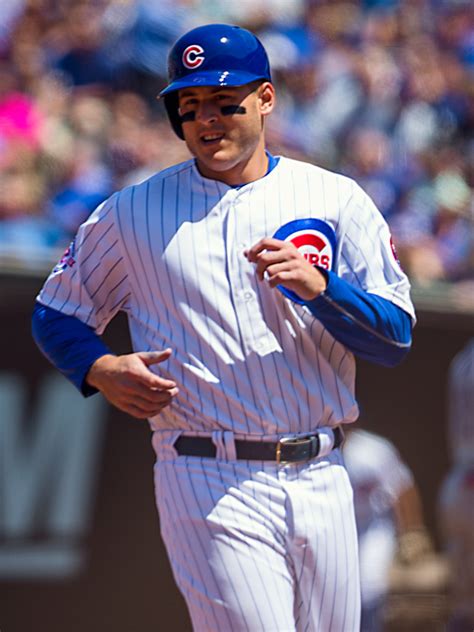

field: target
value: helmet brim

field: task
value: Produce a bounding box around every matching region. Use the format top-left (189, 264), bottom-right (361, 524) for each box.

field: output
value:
top-left (159, 70), bottom-right (269, 97)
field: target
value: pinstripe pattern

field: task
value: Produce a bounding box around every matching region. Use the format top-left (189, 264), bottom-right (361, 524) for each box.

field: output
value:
top-left (38, 157), bottom-right (413, 436)
top-left (154, 438), bottom-right (360, 632)
top-left (37, 155), bottom-right (416, 630)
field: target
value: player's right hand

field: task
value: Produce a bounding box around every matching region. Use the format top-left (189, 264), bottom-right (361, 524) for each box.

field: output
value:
top-left (86, 349), bottom-right (179, 419)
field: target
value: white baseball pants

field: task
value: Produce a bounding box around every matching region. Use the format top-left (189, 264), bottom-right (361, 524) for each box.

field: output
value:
top-left (153, 431), bottom-right (361, 632)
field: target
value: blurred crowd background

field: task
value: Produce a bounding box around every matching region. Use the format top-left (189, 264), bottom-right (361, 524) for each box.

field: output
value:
top-left (0, 0), bottom-right (473, 296)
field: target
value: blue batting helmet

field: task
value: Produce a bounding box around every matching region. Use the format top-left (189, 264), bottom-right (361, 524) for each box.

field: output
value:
top-left (159, 24), bottom-right (272, 139)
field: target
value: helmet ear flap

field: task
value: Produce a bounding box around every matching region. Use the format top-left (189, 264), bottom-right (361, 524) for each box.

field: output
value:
top-left (163, 92), bottom-right (184, 140)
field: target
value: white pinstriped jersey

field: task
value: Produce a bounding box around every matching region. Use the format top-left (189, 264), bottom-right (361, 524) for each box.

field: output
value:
top-left (38, 156), bottom-right (415, 436)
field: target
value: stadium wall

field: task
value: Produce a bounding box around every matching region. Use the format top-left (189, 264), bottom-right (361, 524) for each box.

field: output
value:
top-left (1, 272), bottom-right (472, 632)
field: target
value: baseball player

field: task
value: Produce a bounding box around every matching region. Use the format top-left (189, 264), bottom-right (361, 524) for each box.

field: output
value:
top-left (438, 339), bottom-right (474, 631)
top-left (343, 427), bottom-right (429, 631)
top-left (32, 24), bottom-right (415, 631)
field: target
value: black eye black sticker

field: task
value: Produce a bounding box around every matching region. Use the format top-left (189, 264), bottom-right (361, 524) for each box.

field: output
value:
top-left (180, 111), bottom-right (196, 122)
top-left (220, 105), bottom-right (246, 115)
top-left (179, 105), bottom-right (247, 123)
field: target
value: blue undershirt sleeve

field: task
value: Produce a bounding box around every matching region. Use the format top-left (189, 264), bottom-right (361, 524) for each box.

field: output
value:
top-left (304, 270), bottom-right (413, 367)
top-left (32, 302), bottom-right (112, 396)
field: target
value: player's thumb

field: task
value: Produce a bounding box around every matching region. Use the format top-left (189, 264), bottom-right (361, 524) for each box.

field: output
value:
top-left (137, 349), bottom-right (173, 367)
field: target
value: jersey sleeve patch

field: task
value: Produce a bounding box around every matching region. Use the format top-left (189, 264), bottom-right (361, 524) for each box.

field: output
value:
top-left (52, 239), bottom-right (76, 274)
top-left (273, 218), bottom-right (337, 304)
top-left (389, 235), bottom-right (402, 269)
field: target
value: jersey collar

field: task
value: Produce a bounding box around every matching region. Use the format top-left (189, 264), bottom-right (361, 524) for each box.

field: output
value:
top-left (231, 151), bottom-right (280, 189)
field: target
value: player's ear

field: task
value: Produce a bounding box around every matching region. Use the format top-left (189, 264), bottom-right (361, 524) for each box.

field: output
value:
top-left (257, 82), bottom-right (275, 116)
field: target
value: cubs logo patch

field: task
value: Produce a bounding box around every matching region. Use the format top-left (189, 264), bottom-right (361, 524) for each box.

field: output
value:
top-left (390, 236), bottom-right (402, 268)
top-left (182, 44), bottom-right (205, 69)
top-left (53, 240), bottom-right (76, 274)
top-left (273, 218), bottom-right (336, 304)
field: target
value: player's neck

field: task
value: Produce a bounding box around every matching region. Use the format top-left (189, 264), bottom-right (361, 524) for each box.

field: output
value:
top-left (195, 140), bottom-right (269, 187)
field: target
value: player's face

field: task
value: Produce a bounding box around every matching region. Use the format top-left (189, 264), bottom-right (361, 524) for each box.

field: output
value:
top-left (177, 82), bottom-right (275, 185)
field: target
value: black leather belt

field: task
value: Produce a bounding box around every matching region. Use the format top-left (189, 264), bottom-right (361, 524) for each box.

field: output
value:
top-left (174, 427), bottom-right (344, 463)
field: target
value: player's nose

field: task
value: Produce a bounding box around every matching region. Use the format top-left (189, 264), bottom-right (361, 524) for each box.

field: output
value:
top-left (195, 100), bottom-right (219, 124)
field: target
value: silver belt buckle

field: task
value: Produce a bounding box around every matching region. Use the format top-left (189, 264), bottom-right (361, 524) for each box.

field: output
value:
top-left (276, 434), bottom-right (319, 464)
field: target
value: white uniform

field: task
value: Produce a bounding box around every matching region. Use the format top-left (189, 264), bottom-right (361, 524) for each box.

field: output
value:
top-left (343, 430), bottom-right (414, 631)
top-left (38, 156), bottom-right (415, 631)
top-left (438, 339), bottom-right (474, 629)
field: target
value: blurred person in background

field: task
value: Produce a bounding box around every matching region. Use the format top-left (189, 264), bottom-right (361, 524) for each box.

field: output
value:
top-left (103, 0), bottom-right (198, 101)
top-left (105, 91), bottom-right (190, 186)
top-left (0, 62), bottom-right (43, 155)
top-left (198, 0), bottom-right (305, 29)
top-left (0, 154), bottom-right (56, 259)
top-left (265, 3), bottom-right (365, 167)
top-left (438, 339), bottom-right (474, 632)
top-left (261, 25), bottom-right (328, 161)
top-left (390, 158), bottom-right (473, 286)
top-left (340, 126), bottom-right (416, 221)
top-left (0, 0), bottom-right (27, 55)
top-left (52, 3), bottom-right (113, 91)
top-left (46, 136), bottom-right (113, 239)
top-left (0, 61), bottom-right (57, 259)
top-left (344, 426), bottom-right (435, 632)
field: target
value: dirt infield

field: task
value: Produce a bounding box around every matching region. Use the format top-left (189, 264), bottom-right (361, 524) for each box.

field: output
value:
top-left (384, 554), bottom-right (451, 631)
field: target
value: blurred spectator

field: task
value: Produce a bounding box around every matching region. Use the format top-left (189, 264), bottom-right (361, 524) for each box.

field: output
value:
top-left (0, 63), bottom-right (43, 154)
top-left (52, 3), bottom-right (113, 90)
top-left (103, 1), bottom-right (198, 101)
top-left (438, 339), bottom-right (474, 632)
top-left (0, 0), bottom-right (26, 55)
top-left (391, 166), bottom-right (473, 284)
top-left (0, 146), bottom-right (59, 261)
top-left (340, 126), bottom-right (416, 220)
top-left (343, 427), bottom-right (436, 632)
top-left (47, 136), bottom-right (113, 236)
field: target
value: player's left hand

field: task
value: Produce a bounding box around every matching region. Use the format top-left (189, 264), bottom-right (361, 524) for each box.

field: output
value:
top-left (245, 237), bottom-right (327, 301)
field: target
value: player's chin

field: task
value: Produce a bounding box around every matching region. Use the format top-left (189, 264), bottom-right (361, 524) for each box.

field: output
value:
top-left (199, 151), bottom-right (241, 174)
top-left (197, 143), bottom-right (230, 161)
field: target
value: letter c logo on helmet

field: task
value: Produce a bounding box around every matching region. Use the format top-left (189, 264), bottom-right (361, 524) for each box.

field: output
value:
top-left (182, 44), bottom-right (205, 69)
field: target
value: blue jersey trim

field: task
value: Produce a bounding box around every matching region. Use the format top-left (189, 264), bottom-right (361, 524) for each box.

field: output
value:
top-left (266, 150), bottom-right (279, 174)
top-left (305, 271), bottom-right (412, 367)
top-left (32, 302), bottom-right (111, 395)
top-left (231, 151), bottom-right (280, 189)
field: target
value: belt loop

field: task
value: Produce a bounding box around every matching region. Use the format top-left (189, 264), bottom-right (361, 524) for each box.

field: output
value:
top-left (317, 427), bottom-right (338, 459)
top-left (212, 431), bottom-right (226, 460)
top-left (212, 431), bottom-right (237, 460)
top-left (223, 431), bottom-right (237, 461)
top-left (152, 429), bottom-right (182, 461)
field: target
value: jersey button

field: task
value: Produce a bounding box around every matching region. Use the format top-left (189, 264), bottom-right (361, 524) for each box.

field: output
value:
top-left (243, 291), bottom-right (253, 302)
